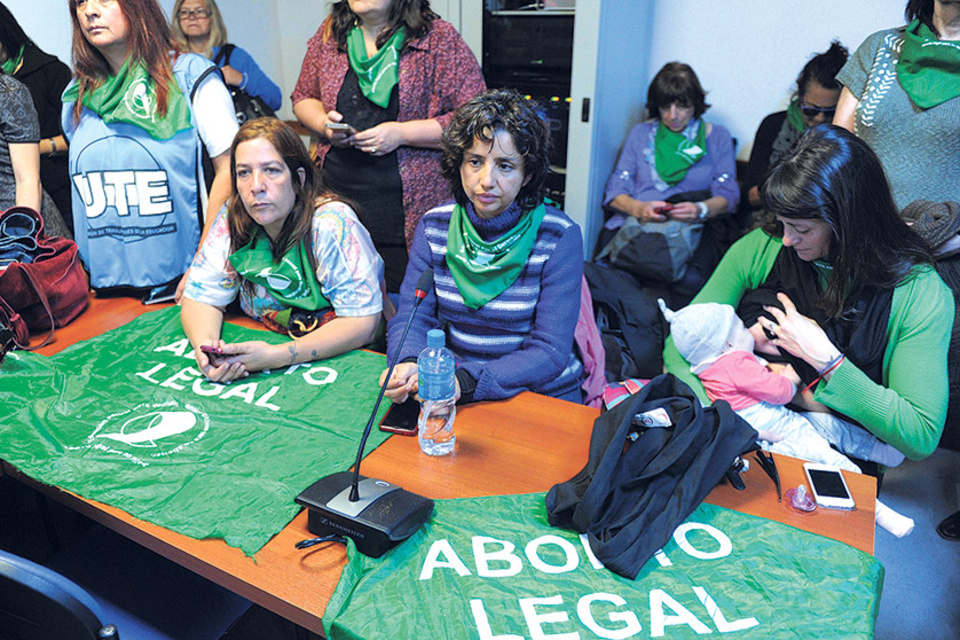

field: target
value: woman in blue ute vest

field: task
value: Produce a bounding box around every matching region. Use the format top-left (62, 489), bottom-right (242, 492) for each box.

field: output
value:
top-left (63, 0), bottom-right (238, 299)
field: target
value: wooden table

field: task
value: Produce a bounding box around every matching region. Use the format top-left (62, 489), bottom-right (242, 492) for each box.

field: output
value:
top-left (8, 293), bottom-right (876, 636)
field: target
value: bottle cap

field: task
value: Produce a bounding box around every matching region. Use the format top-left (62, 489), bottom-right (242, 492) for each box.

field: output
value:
top-left (427, 329), bottom-right (445, 349)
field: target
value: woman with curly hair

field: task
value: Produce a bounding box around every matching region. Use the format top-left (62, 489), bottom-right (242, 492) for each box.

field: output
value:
top-left (381, 89), bottom-right (584, 405)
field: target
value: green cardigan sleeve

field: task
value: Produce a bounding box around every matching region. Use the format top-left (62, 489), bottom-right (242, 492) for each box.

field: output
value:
top-left (815, 266), bottom-right (954, 460)
top-left (663, 229), bottom-right (782, 404)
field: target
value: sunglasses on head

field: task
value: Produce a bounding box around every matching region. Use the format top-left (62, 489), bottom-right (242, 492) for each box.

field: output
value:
top-left (800, 104), bottom-right (836, 119)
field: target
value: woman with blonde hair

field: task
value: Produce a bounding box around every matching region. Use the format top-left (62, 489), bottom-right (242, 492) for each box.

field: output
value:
top-left (171, 0), bottom-right (281, 112)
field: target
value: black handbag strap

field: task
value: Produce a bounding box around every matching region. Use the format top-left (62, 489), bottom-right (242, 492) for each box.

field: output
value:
top-left (212, 43), bottom-right (236, 68)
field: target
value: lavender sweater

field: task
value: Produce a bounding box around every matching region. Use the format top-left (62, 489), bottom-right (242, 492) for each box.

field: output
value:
top-left (388, 201), bottom-right (584, 402)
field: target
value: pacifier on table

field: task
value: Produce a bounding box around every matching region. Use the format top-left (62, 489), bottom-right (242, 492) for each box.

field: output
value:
top-left (785, 484), bottom-right (817, 513)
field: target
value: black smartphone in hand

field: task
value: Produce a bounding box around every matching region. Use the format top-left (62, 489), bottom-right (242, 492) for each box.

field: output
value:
top-left (379, 399), bottom-right (420, 436)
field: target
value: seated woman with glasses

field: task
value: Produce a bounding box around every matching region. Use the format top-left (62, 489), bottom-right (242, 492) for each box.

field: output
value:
top-left (171, 0), bottom-right (281, 112)
top-left (740, 41), bottom-right (848, 224)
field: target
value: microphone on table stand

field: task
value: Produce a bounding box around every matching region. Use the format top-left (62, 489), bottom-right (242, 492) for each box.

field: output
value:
top-left (295, 269), bottom-right (436, 558)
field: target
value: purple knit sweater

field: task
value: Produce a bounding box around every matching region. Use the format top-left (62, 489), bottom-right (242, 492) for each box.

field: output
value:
top-left (387, 200), bottom-right (584, 402)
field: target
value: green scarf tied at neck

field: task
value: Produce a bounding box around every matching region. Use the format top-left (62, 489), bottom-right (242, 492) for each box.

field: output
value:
top-left (346, 27), bottom-right (404, 109)
top-left (62, 59), bottom-right (192, 140)
top-left (228, 230), bottom-right (331, 312)
top-left (446, 203), bottom-right (547, 310)
top-left (897, 19), bottom-right (960, 109)
top-left (1, 45), bottom-right (24, 75)
top-left (786, 99), bottom-right (807, 133)
top-left (654, 120), bottom-right (707, 186)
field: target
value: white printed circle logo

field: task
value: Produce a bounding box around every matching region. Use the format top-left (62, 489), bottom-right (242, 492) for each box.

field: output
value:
top-left (125, 79), bottom-right (156, 121)
top-left (99, 410), bottom-right (196, 448)
top-left (74, 401), bottom-right (210, 464)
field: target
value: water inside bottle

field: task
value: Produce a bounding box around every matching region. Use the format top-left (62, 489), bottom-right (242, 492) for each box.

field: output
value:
top-left (418, 401), bottom-right (456, 456)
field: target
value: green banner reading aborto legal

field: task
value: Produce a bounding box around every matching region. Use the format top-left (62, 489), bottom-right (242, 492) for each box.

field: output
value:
top-left (0, 306), bottom-right (391, 555)
top-left (324, 494), bottom-right (883, 640)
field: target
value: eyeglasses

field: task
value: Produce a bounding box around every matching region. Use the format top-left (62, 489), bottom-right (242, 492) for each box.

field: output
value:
top-left (800, 103), bottom-right (836, 119)
top-left (178, 9), bottom-right (211, 19)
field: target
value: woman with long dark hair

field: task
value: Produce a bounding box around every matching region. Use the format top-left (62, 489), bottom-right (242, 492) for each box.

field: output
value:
top-left (292, 0), bottom-right (485, 293)
top-left (63, 0), bottom-right (238, 298)
top-left (182, 119), bottom-right (385, 383)
top-left (665, 124), bottom-right (953, 463)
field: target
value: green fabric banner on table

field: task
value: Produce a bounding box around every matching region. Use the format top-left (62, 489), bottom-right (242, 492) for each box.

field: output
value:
top-left (0, 307), bottom-right (392, 556)
top-left (324, 494), bottom-right (883, 640)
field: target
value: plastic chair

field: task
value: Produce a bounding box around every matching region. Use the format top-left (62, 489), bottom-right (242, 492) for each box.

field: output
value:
top-left (3, 523), bottom-right (252, 640)
top-left (0, 547), bottom-right (119, 640)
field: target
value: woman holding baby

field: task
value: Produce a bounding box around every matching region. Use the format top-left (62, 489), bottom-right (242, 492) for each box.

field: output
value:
top-left (664, 124), bottom-right (953, 463)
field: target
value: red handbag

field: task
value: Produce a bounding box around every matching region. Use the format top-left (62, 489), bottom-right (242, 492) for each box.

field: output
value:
top-left (0, 207), bottom-right (89, 349)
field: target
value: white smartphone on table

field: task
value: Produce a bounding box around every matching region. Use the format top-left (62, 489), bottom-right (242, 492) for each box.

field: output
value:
top-left (803, 462), bottom-right (856, 510)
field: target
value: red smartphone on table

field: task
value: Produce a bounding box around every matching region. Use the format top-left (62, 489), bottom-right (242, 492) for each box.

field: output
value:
top-left (379, 399), bottom-right (420, 436)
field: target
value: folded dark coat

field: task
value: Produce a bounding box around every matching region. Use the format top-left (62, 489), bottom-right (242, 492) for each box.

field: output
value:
top-left (546, 373), bottom-right (758, 579)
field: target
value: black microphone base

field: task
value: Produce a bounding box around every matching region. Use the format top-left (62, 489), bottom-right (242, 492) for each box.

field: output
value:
top-left (295, 472), bottom-right (434, 558)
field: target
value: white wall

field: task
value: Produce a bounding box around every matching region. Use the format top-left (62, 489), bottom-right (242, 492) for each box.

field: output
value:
top-left (646, 0), bottom-right (905, 160)
top-left (6, 0), bottom-right (909, 155)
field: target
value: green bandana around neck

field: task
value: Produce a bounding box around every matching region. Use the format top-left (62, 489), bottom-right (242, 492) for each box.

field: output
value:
top-left (346, 27), bottom-right (404, 109)
top-left (62, 59), bottom-right (192, 139)
top-left (446, 203), bottom-right (547, 309)
top-left (654, 119), bottom-right (707, 185)
top-left (1, 45), bottom-right (24, 75)
top-left (786, 99), bottom-right (807, 132)
top-left (897, 19), bottom-right (960, 109)
top-left (228, 230), bottom-right (331, 312)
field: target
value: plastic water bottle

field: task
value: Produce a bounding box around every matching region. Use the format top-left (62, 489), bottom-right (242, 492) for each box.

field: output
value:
top-left (417, 329), bottom-right (456, 456)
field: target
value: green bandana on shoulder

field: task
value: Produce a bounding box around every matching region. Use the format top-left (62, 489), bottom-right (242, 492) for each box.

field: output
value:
top-left (897, 19), bottom-right (960, 109)
top-left (654, 119), bottom-right (707, 185)
top-left (446, 203), bottom-right (547, 309)
top-left (786, 99), bottom-right (807, 133)
top-left (228, 230), bottom-right (331, 312)
top-left (62, 59), bottom-right (192, 140)
top-left (346, 27), bottom-right (404, 109)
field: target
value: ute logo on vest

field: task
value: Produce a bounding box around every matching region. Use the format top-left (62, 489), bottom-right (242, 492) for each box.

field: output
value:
top-left (69, 401), bottom-right (211, 466)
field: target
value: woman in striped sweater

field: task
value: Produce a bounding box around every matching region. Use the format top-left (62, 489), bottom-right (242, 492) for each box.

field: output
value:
top-left (381, 89), bottom-right (584, 404)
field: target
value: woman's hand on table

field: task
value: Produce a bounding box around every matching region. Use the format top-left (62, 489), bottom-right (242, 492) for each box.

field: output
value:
top-left (381, 361), bottom-right (419, 404)
top-left (194, 338), bottom-right (249, 383)
top-left (761, 293), bottom-right (842, 373)
top-left (352, 122), bottom-right (404, 157)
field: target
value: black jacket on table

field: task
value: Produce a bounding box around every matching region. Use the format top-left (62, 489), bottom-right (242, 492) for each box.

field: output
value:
top-left (546, 373), bottom-right (758, 580)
